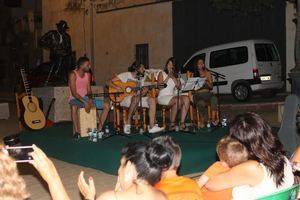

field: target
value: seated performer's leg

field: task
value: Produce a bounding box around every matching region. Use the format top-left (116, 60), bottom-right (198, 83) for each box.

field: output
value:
top-left (126, 95), bottom-right (139, 124)
top-left (147, 97), bottom-right (164, 133)
top-left (147, 97), bottom-right (156, 128)
top-left (168, 97), bottom-right (179, 128)
top-left (98, 101), bottom-right (110, 131)
top-left (210, 95), bottom-right (218, 124)
top-left (180, 95), bottom-right (190, 125)
top-left (70, 104), bottom-right (80, 138)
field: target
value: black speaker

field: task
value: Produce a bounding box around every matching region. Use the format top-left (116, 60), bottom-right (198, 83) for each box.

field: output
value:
top-left (4, 0), bottom-right (21, 7)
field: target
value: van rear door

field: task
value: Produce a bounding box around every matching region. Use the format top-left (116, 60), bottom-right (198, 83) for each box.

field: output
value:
top-left (254, 43), bottom-right (281, 83)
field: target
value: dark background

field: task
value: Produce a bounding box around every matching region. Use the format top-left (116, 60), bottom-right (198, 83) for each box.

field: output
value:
top-left (172, 0), bottom-right (286, 83)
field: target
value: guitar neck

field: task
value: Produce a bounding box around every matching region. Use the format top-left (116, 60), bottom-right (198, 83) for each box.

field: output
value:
top-left (20, 68), bottom-right (32, 99)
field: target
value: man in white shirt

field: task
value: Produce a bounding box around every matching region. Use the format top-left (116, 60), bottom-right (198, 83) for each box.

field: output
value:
top-left (108, 62), bottom-right (164, 134)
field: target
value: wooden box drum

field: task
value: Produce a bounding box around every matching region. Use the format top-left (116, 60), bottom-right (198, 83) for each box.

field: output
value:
top-left (78, 107), bottom-right (97, 137)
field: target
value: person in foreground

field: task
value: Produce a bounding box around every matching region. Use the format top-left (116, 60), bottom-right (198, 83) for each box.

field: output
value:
top-left (206, 112), bottom-right (294, 199)
top-left (153, 136), bottom-right (203, 200)
top-left (0, 145), bottom-right (30, 200)
top-left (197, 136), bottom-right (249, 200)
top-left (29, 145), bottom-right (71, 200)
top-left (78, 141), bottom-right (171, 200)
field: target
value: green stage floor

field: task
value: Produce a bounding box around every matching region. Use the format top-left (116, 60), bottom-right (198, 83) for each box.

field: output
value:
top-left (20, 122), bottom-right (228, 175)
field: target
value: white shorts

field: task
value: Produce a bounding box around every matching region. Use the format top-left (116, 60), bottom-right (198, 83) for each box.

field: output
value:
top-left (120, 95), bottom-right (149, 108)
top-left (157, 95), bottom-right (175, 106)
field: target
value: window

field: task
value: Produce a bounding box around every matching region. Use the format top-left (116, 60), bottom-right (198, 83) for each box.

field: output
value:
top-left (135, 44), bottom-right (149, 68)
top-left (184, 53), bottom-right (205, 73)
top-left (210, 46), bottom-right (248, 68)
top-left (255, 43), bottom-right (279, 62)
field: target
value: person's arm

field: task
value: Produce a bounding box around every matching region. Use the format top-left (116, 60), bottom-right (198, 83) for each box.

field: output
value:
top-left (292, 147), bottom-right (300, 162)
top-left (205, 160), bottom-right (263, 191)
top-left (87, 73), bottom-right (93, 99)
top-left (29, 145), bottom-right (70, 200)
top-left (197, 174), bottom-right (210, 188)
top-left (206, 72), bottom-right (213, 90)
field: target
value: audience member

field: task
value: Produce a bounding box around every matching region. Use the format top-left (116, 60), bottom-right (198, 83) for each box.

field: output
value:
top-left (78, 141), bottom-right (172, 200)
top-left (153, 136), bottom-right (203, 200)
top-left (0, 146), bottom-right (30, 200)
top-left (197, 136), bottom-right (248, 200)
top-left (206, 112), bottom-right (294, 199)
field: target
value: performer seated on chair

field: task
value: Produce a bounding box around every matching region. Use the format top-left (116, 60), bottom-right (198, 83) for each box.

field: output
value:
top-left (68, 56), bottom-right (110, 138)
top-left (107, 62), bottom-right (164, 134)
top-left (157, 57), bottom-right (190, 131)
top-left (192, 58), bottom-right (218, 125)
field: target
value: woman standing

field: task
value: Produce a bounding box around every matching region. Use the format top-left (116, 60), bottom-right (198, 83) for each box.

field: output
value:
top-left (157, 57), bottom-right (190, 131)
top-left (206, 112), bottom-right (294, 199)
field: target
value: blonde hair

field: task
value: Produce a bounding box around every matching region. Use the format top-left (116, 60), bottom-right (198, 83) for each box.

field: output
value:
top-left (0, 150), bottom-right (30, 200)
top-left (217, 136), bottom-right (248, 168)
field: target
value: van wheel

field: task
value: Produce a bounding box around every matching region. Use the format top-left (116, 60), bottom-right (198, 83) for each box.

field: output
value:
top-left (232, 84), bottom-right (251, 101)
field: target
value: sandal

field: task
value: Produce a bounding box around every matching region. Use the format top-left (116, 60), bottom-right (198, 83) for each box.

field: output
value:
top-left (169, 123), bottom-right (176, 131)
top-left (180, 124), bottom-right (189, 132)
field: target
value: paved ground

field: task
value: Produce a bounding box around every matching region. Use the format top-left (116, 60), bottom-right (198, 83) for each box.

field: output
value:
top-left (0, 91), bottom-right (283, 199)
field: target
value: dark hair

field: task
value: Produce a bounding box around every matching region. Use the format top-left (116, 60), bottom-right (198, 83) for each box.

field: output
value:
top-left (152, 136), bottom-right (181, 169)
top-left (128, 61), bottom-right (144, 72)
top-left (164, 57), bottom-right (178, 76)
top-left (193, 58), bottom-right (205, 77)
top-left (229, 112), bottom-right (286, 187)
top-left (77, 56), bottom-right (90, 69)
top-left (121, 141), bottom-right (172, 185)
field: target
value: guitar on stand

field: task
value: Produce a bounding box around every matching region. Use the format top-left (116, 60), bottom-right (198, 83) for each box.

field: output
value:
top-left (20, 67), bottom-right (46, 130)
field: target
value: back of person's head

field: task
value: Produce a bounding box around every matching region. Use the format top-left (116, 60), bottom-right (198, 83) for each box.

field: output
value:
top-left (151, 136), bottom-right (181, 170)
top-left (229, 112), bottom-right (286, 187)
top-left (76, 56), bottom-right (90, 69)
top-left (121, 141), bottom-right (172, 185)
top-left (0, 151), bottom-right (29, 200)
top-left (217, 136), bottom-right (248, 167)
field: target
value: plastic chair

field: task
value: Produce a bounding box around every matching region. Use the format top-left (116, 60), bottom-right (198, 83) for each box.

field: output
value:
top-left (256, 184), bottom-right (300, 200)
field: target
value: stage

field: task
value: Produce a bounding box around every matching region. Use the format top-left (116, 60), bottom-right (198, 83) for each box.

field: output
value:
top-left (20, 122), bottom-right (227, 175)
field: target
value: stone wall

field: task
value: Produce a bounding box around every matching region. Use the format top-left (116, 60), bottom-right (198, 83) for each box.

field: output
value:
top-left (42, 0), bottom-right (173, 84)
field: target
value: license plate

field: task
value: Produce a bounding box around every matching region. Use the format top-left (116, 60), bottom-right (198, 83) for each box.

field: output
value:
top-left (260, 76), bottom-right (271, 81)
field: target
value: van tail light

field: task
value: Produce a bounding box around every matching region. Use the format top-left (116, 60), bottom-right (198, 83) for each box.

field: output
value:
top-left (253, 67), bottom-right (259, 80)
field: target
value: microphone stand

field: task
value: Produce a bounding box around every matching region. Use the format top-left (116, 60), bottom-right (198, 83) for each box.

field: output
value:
top-left (206, 69), bottom-right (226, 126)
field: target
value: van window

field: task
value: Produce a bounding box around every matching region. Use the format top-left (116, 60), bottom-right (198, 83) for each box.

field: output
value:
top-left (184, 53), bottom-right (205, 72)
top-left (210, 46), bottom-right (248, 68)
top-left (255, 43), bottom-right (279, 62)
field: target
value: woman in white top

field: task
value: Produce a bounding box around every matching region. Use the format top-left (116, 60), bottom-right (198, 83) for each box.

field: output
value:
top-left (206, 112), bottom-right (294, 200)
top-left (157, 57), bottom-right (190, 131)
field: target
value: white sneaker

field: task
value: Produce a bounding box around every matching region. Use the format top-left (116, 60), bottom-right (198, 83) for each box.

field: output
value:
top-left (149, 125), bottom-right (164, 133)
top-left (123, 124), bottom-right (131, 134)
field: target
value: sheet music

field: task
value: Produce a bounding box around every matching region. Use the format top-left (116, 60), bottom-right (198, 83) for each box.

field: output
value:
top-left (182, 77), bottom-right (206, 92)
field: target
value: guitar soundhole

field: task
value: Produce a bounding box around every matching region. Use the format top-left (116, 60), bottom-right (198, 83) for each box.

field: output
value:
top-left (27, 102), bottom-right (37, 112)
top-left (125, 87), bottom-right (132, 93)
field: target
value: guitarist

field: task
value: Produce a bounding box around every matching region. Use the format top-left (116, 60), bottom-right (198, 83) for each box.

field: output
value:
top-left (108, 62), bottom-right (164, 134)
top-left (69, 56), bottom-right (110, 138)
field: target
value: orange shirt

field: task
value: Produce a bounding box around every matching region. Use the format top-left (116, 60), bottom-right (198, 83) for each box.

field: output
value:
top-left (155, 176), bottom-right (203, 200)
top-left (201, 161), bottom-right (232, 200)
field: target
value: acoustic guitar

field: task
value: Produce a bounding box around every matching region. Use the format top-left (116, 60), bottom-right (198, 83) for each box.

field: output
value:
top-left (20, 67), bottom-right (46, 130)
top-left (106, 80), bottom-right (166, 103)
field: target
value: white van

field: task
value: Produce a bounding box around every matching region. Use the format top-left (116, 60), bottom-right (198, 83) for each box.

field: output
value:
top-left (183, 39), bottom-right (284, 101)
